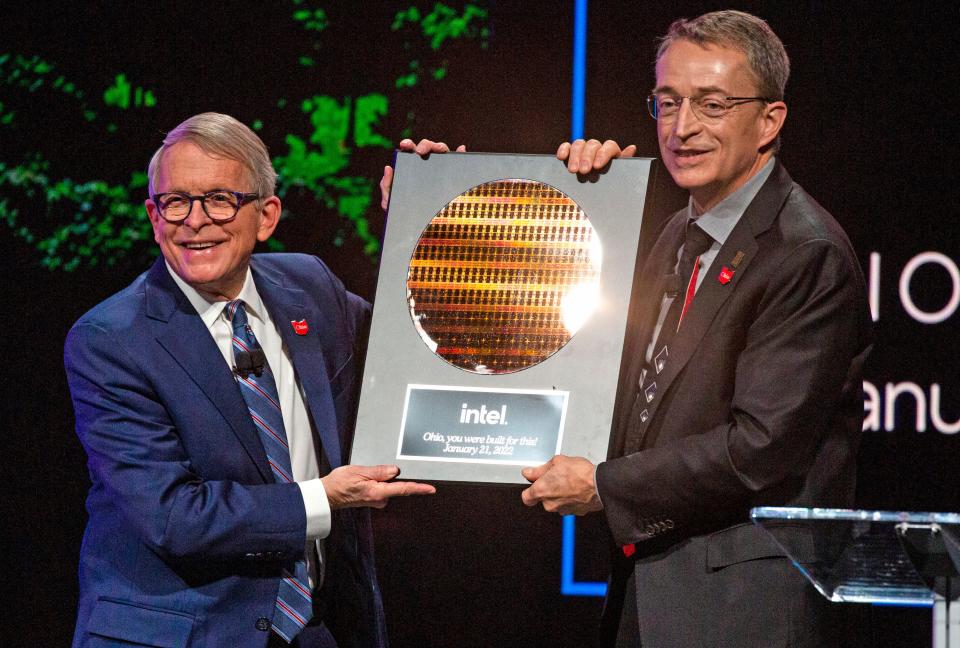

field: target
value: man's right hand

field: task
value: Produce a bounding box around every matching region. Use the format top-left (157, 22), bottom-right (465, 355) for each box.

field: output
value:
top-left (556, 138), bottom-right (637, 174)
top-left (321, 464), bottom-right (436, 509)
top-left (379, 138), bottom-right (466, 210)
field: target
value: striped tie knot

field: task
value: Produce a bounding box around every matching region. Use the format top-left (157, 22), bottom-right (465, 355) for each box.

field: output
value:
top-left (226, 299), bottom-right (249, 327)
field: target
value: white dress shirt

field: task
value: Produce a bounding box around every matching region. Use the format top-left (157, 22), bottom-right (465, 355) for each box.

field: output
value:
top-left (166, 263), bottom-right (331, 585)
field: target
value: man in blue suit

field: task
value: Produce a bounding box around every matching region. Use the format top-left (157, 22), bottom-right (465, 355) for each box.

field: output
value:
top-left (65, 112), bottom-right (434, 647)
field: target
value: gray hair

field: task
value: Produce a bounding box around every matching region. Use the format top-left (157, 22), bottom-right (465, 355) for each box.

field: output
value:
top-left (656, 10), bottom-right (790, 101)
top-left (147, 112), bottom-right (277, 200)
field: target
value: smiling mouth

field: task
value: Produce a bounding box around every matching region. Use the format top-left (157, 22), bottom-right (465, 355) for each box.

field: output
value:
top-left (180, 241), bottom-right (221, 250)
top-left (673, 149), bottom-right (709, 158)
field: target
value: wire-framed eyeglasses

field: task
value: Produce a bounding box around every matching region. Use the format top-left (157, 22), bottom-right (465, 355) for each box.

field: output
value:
top-left (646, 94), bottom-right (772, 122)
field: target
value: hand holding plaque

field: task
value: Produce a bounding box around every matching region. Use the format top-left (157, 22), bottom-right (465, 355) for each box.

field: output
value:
top-left (380, 138), bottom-right (466, 210)
top-left (520, 455), bottom-right (603, 515)
top-left (556, 138), bottom-right (638, 174)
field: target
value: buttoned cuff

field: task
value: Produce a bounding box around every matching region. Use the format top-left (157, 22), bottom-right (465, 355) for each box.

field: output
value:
top-left (297, 478), bottom-right (332, 540)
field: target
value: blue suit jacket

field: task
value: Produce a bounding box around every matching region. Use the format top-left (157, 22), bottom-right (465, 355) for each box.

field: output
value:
top-left (66, 254), bottom-right (386, 648)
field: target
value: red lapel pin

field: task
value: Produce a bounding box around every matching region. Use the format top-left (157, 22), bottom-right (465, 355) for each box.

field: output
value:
top-left (718, 267), bottom-right (734, 285)
top-left (291, 319), bottom-right (309, 335)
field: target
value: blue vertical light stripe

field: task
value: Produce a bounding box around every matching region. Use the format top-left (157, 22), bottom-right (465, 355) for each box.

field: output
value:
top-left (561, 515), bottom-right (607, 596)
top-left (561, 0), bottom-right (607, 598)
top-left (570, 0), bottom-right (587, 141)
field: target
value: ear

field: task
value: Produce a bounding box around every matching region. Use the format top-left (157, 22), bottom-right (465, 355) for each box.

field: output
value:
top-left (758, 101), bottom-right (787, 150)
top-left (256, 195), bottom-right (282, 242)
top-left (145, 198), bottom-right (163, 244)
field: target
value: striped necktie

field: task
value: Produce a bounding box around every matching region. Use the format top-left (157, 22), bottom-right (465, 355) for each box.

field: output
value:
top-left (620, 222), bottom-right (714, 556)
top-left (642, 222), bottom-right (713, 397)
top-left (226, 300), bottom-right (313, 643)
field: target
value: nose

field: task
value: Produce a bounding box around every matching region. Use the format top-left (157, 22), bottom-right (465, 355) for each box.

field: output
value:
top-left (181, 197), bottom-right (210, 230)
top-left (672, 97), bottom-right (702, 140)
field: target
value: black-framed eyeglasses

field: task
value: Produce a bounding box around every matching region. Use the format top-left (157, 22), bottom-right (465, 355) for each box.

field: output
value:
top-left (646, 94), bottom-right (772, 122)
top-left (150, 190), bottom-right (261, 223)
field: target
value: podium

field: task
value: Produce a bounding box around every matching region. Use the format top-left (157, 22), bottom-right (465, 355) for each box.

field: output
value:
top-left (751, 507), bottom-right (960, 648)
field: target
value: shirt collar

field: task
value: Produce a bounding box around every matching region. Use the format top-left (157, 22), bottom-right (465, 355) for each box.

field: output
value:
top-left (164, 262), bottom-right (265, 330)
top-left (688, 157), bottom-right (776, 246)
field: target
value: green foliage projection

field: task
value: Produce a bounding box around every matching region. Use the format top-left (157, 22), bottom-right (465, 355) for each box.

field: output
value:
top-left (1, 53), bottom-right (91, 121)
top-left (0, 2), bottom-right (490, 271)
top-left (392, 3), bottom-right (488, 51)
top-left (103, 74), bottom-right (157, 110)
top-left (291, 2), bottom-right (329, 32)
top-left (0, 54), bottom-right (159, 270)
top-left (273, 93), bottom-right (391, 256)
top-left (0, 156), bottom-right (153, 271)
top-left (391, 3), bottom-right (488, 90)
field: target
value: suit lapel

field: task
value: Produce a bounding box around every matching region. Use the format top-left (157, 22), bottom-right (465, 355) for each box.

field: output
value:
top-left (253, 260), bottom-right (343, 469)
top-left (645, 163), bottom-right (795, 424)
top-left (623, 218), bottom-right (688, 388)
top-left (611, 217), bottom-right (688, 451)
top-left (144, 259), bottom-right (272, 482)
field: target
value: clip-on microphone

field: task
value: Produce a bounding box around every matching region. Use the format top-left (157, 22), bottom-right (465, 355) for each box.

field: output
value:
top-left (233, 347), bottom-right (266, 378)
top-left (662, 274), bottom-right (682, 298)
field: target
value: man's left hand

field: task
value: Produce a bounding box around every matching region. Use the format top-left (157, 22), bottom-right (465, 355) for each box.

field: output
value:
top-left (520, 455), bottom-right (603, 515)
top-left (380, 138), bottom-right (467, 210)
top-left (556, 139), bottom-right (637, 174)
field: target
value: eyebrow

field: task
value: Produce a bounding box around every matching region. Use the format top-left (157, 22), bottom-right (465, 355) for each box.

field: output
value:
top-left (652, 85), bottom-right (730, 95)
top-left (158, 186), bottom-right (241, 194)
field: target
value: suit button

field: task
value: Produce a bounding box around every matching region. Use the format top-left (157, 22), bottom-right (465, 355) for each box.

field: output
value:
top-left (256, 617), bottom-right (271, 631)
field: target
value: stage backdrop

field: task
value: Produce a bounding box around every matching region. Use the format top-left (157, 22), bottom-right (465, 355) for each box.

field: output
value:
top-left (2, 2), bottom-right (956, 646)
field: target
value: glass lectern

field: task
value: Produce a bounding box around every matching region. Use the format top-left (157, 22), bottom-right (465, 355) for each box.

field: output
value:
top-left (752, 507), bottom-right (960, 648)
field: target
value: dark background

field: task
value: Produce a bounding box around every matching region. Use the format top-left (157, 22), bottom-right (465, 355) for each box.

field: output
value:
top-left (3, 1), bottom-right (958, 646)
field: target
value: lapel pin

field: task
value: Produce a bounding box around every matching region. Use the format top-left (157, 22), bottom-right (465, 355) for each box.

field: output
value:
top-left (291, 319), bottom-right (309, 335)
top-left (731, 251), bottom-right (745, 268)
top-left (718, 266), bottom-right (734, 285)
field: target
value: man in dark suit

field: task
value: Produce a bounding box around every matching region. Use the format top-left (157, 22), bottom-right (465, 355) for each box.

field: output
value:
top-left (66, 112), bottom-right (434, 647)
top-left (519, 10), bottom-right (872, 647)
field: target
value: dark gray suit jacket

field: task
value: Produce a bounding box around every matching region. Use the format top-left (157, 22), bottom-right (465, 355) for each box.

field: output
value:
top-left (596, 162), bottom-right (872, 647)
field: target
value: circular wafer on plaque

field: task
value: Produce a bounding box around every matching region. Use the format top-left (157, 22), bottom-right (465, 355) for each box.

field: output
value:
top-left (406, 178), bottom-right (602, 374)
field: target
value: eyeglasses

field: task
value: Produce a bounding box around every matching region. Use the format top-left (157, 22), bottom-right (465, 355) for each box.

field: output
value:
top-left (646, 94), bottom-right (772, 122)
top-left (150, 190), bottom-right (260, 224)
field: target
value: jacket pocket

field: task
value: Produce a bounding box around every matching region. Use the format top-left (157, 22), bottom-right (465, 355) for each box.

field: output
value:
top-left (706, 521), bottom-right (815, 569)
top-left (87, 598), bottom-right (195, 647)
